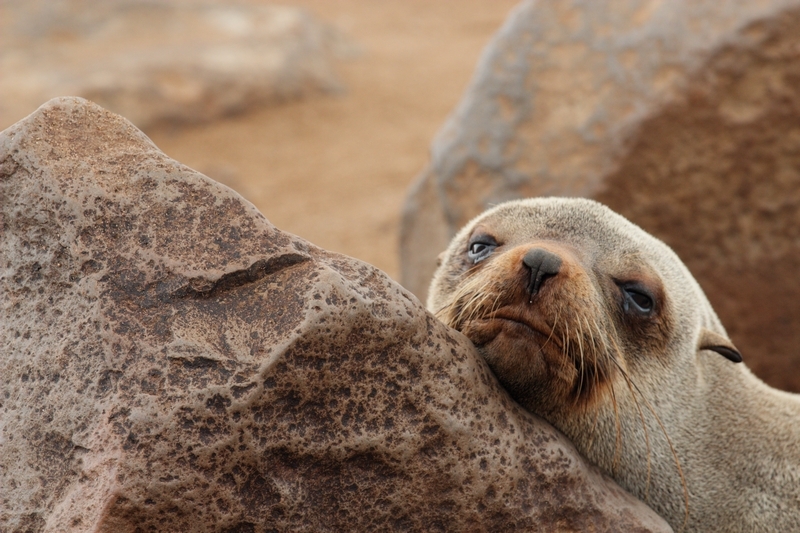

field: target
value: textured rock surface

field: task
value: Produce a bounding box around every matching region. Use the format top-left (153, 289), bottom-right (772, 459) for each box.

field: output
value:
top-left (0, 0), bottom-right (349, 129)
top-left (401, 0), bottom-right (800, 392)
top-left (0, 98), bottom-right (671, 532)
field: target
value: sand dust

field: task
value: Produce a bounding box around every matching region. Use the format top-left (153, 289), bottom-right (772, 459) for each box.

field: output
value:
top-left (146, 0), bottom-right (518, 281)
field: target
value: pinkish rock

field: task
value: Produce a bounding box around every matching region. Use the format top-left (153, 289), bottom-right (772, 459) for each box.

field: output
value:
top-left (401, 0), bottom-right (800, 392)
top-left (0, 98), bottom-right (671, 532)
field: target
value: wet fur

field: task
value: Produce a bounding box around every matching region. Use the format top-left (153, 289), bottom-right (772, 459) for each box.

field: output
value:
top-left (428, 198), bottom-right (800, 532)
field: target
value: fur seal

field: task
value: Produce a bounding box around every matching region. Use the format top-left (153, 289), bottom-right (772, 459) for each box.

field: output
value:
top-left (428, 198), bottom-right (800, 532)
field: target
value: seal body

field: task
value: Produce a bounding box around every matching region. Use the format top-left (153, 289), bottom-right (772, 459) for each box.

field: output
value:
top-left (428, 198), bottom-right (800, 532)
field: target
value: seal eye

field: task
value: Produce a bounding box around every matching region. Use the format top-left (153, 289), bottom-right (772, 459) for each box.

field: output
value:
top-left (622, 286), bottom-right (654, 314)
top-left (467, 235), bottom-right (498, 263)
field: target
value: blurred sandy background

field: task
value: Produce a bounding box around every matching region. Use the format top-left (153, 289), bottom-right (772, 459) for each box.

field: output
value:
top-left (1, 0), bottom-right (520, 280)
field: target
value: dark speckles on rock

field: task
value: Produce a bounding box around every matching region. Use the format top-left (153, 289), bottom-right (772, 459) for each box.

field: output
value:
top-left (205, 394), bottom-right (231, 413)
top-left (231, 383), bottom-right (256, 399)
top-left (0, 97), bottom-right (670, 532)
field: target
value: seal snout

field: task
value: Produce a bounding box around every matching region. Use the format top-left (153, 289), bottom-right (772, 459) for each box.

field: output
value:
top-left (522, 247), bottom-right (562, 297)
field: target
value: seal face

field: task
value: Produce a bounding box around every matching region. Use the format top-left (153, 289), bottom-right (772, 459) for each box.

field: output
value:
top-left (428, 198), bottom-right (800, 532)
top-left (430, 199), bottom-right (685, 418)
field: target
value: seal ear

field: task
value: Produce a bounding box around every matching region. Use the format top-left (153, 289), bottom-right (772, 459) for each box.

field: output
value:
top-left (698, 328), bottom-right (742, 363)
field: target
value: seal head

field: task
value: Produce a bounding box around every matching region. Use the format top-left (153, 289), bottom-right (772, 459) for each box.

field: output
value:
top-left (428, 198), bottom-right (800, 532)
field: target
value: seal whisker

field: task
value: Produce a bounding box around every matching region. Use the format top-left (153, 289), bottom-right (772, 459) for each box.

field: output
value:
top-left (574, 314), bottom-right (605, 455)
top-left (574, 317), bottom-right (587, 405)
top-left (462, 291), bottom-right (489, 325)
top-left (578, 314), bottom-right (608, 456)
top-left (605, 371), bottom-right (623, 476)
top-left (474, 281), bottom-right (499, 316)
top-left (621, 377), bottom-right (652, 502)
top-left (603, 338), bottom-right (689, 532)
top-left (618, 364), bottom-right (689, 532)
top-left (581, 314), bottom-right (623, 474)
top-left (488, 290), bottom-right (505, 319)
top-left (604, 336), bottom-right (653, 503)
top-left (539, 301), bottom-right (561, 353)
top-left (575, 313), bottom-right (597, 401)
top-left (450, 276), bottom-right (494, 329)
top-left (561, 319), bottom-right (577, 399)
top-left (586, 316), bottom-right (601, 390)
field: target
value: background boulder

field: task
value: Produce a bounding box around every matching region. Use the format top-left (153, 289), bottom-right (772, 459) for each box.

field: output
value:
top-left (0, 0), bottom-right (350, 129)
top-left (0, 98), bottom-right (671, 532)
top-left (401, 0), bottom-right (800, 392)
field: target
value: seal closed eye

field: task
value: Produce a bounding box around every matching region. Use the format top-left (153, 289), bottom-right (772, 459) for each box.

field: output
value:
top-left (428, 197), bottom-right (800, 533)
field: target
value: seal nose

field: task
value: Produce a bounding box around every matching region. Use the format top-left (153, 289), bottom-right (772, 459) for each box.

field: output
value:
top-left (522, 248), bottom-right (562, 296)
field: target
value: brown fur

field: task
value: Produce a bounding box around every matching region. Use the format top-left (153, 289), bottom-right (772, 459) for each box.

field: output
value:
top-left (428, 198), bottom-right (800, 532)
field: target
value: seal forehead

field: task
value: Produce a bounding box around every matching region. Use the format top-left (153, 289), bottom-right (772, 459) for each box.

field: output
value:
top-left (469, 198), bottom-right (653, 265)
top-left (478, 198), bottom-right (630, 243)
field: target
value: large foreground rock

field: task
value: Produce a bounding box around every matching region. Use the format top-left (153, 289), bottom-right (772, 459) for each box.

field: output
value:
top-left (0, 98), bottom-right (670, 532)
top-left (0, 0), bottom-right (348, 129)
top-left (401, 0), bottom-right (800, 392)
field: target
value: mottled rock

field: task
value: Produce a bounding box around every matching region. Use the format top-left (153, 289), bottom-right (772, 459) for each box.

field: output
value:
top-left (0, 98), bottom-right (671, 532)
top-left (0, 0), bottom-right (350, 129)
top-left (401, 0), bottom-right (800, 392)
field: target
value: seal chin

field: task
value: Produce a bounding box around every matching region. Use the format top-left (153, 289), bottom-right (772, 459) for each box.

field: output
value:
top-left (460, 310), bottom-right (583, 405)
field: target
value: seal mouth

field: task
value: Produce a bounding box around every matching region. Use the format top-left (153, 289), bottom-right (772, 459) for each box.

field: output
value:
top-left (438, 280), bottom-right (619, 409)
top-left (465, 307), bottom-right (562, 350)
top-left (494, 317), bottom-right (543, 336)
top-left (488, 311), bottom-right (555, 342)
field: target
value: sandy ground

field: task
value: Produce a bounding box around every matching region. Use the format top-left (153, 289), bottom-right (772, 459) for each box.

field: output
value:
top-left (146, 0), bottom-right (519, 280)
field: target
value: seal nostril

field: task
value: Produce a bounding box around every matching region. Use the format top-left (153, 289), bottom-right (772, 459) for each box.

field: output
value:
top-left (522, 248), bottom-right (562, 296)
